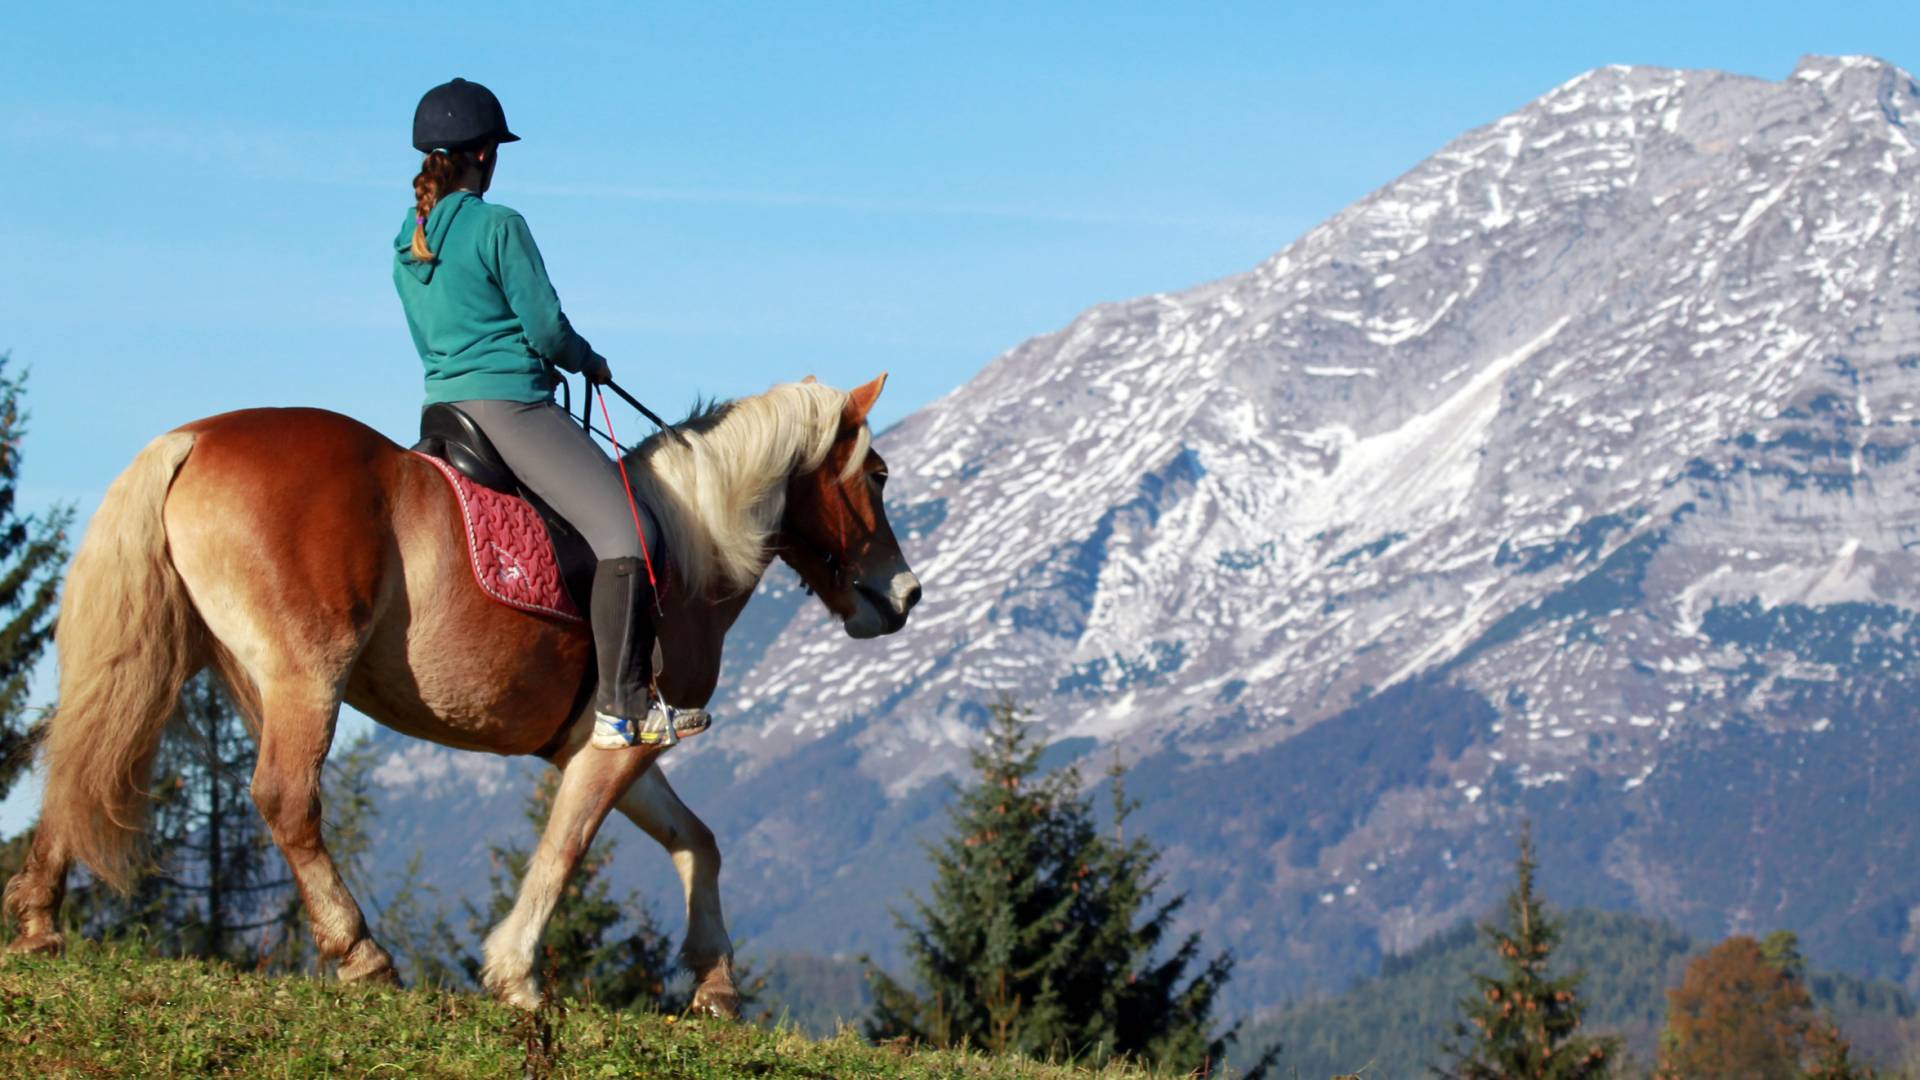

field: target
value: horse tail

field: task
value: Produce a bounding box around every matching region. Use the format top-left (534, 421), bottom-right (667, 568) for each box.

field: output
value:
top-left (37, 429), bottom-right (203, 891)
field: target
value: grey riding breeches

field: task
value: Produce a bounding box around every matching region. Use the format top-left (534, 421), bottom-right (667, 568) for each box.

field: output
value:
top-left (450, 398), bottom-right (656, 562)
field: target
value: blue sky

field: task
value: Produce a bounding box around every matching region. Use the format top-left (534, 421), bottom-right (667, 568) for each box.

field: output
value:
top-left (1, 2), bottom-right (1915, 831)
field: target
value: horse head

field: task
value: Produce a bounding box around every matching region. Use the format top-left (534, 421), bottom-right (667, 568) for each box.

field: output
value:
top-left (778, 373), bottom-right (921, 638)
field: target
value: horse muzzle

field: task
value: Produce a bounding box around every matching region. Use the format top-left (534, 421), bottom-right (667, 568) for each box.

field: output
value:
top-left (846, 569), bottom-right (921, 639)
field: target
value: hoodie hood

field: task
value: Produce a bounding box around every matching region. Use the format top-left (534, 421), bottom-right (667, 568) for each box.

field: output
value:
top-left (394, 191), bottom-right (479, 284)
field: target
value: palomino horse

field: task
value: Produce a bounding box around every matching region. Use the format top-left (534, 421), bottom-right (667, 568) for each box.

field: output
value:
top-left (2, 375), bottom-right (919, 1016)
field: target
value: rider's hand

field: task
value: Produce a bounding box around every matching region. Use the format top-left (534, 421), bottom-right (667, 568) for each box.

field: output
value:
top-left (584, 352), bottom-right (613, 385)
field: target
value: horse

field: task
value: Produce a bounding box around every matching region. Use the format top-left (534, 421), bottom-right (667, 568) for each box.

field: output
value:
top-left (2, 374), bottom-right (920, 1016)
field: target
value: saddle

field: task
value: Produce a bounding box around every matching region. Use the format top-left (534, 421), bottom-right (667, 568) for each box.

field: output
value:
top-left (411, 404), bottom-right (596, 618)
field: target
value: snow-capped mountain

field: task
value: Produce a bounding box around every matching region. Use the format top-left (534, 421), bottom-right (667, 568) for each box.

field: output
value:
top-left (368, 56), bottom-right (1920, 1010)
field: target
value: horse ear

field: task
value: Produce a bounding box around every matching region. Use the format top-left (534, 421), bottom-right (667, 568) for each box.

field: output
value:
top-left (802, 375), bottom-right (817, 384)
top-left (844, 373), bottom-right (888, 427)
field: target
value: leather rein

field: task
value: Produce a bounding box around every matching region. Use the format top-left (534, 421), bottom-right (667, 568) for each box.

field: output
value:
top-left (562, 373), bottom-right (854, 598)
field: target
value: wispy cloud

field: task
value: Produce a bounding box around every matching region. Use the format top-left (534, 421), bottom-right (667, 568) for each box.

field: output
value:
top-left (2, 100), bottom-right (1297, 234)
top-left (0, 100), bottom-right (391, 187)
top-left (513, 179), bottom-right (1302, 234)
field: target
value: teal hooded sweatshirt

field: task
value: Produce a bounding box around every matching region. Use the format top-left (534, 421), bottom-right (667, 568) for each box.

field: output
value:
top-left (392, 191), bottom-right (601, 404)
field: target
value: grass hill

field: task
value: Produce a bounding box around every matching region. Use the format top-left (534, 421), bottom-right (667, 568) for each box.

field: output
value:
top-left (0, 940), bottom-right (1251, 1079)
top-left (12, 916), bottom-right (1915, 1078)
top-left (1234, 908), bottom-right (1917, 1078)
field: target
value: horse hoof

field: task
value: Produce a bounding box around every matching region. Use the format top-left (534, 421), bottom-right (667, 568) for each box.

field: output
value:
top-left (498, 983), bottom-right (541, 1011)
top-left (483, 969), bottom-right (542, 1011)
top-left (6, 932), bottom-right (62, 956)
top-left (691, 983), bottom-right (741, 1020)
top-left (338, 939), bottom-right (402, 987)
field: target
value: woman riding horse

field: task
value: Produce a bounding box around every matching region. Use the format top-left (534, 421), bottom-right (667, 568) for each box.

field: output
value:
top-left (396, 77), bottom-right (703, 752)
top-left (1, 76), bottom-right (921, 1014)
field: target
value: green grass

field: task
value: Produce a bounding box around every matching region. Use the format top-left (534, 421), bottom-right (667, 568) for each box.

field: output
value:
top-left (0, 940), bottom-right (1209, 1079)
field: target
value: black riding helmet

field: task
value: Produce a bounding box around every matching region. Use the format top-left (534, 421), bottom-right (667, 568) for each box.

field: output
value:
top-left (412, 78), bottom-right (521, 153)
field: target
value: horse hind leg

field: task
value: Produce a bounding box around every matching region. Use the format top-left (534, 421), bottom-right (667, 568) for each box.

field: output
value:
top-left (481, 742), bottom-right (657, 1009)
top-left (3, 829), bottom-right (71, 955)
top-left (615, 765), bottom-right (740, 1019)
top-left (249, 679), bottom-right (397, 984)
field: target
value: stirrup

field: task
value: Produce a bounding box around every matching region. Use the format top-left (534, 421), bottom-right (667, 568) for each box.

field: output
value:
top-left (592, 701), bottom-right (711, 750)
top-left (639, 700), bottom-right (711, 747)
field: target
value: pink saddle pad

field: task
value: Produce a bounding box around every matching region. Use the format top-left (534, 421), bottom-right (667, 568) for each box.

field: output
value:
top-left (414, 452), bottom-right (582, 622)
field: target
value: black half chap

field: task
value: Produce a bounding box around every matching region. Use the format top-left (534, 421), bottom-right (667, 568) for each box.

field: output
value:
top-left (454, 398), bottom-right (661, 717)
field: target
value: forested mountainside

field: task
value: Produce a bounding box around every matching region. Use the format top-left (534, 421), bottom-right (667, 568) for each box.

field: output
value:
top-left (369, 56), bottom-right (1920, 1011)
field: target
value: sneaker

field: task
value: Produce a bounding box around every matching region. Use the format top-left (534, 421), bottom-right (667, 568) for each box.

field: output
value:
top-left (592, 701), bottom-right (712, 750)
top-left (591, 711), bottom-right (640, 750)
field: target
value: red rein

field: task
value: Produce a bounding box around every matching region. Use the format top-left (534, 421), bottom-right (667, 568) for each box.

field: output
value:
top-left (595, 387), bottom-right (663, 607)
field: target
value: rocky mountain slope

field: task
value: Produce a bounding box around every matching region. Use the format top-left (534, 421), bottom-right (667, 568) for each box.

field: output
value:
top-left (366, 55), bottom-right (1920, 1013)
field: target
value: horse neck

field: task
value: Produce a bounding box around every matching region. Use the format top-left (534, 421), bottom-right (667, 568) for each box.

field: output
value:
top-left (656, 550), bottom-right (766, 710)
top-left (633, 398), bottom-right (825, 599)
top-left (663, 559), bottom-right (763, 627)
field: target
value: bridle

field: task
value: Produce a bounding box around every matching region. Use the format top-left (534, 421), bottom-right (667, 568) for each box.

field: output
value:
top-left (781, 456), bottom-right (883, 600)
top-left (783, 450), bottom-right (893, 601)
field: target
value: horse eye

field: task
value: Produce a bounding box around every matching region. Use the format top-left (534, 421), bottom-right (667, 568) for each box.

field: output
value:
top-left (871, 470), bottom-right (889, 488)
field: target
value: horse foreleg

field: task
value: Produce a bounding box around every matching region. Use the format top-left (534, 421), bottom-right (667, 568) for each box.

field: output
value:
top-left (481, 743), bottom-right (657, 1009)
top-left (251, 687), bottom-right (396, 984)
top-left (615, 765), bottom-right (740, 1019)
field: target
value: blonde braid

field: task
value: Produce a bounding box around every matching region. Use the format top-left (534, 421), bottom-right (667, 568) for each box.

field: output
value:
top-left (410, 150), bottom-right (465, 261)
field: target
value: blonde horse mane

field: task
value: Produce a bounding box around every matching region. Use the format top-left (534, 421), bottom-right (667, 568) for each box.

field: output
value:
top-left (629, 380), bottom-right (870, 596)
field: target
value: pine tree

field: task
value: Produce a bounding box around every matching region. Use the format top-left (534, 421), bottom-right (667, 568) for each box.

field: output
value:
top-left (867, 699), bottom-right (1269, 1075)
top-left (323, 734), bottom-right (381, 903)
top-left (0, 355), bottom-right (72, 802)
top-left (467, 769), bottom-right (678, 1009)
top-left (1657, 931), bottom-right (1872, 1080)
top-left (1441, 825), bottom-right (1616, 1079)
top-left (376, 849), bottom-right (468, 989)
